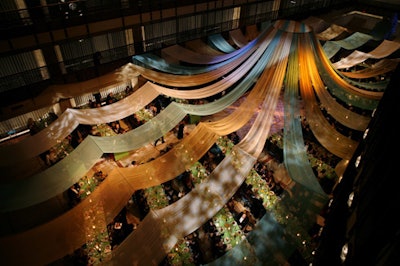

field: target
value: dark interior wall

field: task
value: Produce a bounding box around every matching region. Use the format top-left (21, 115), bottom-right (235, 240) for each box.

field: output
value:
top-left (313, 64), bottom-right (400, 266)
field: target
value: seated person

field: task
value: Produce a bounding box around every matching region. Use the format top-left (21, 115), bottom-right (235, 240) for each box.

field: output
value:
top-left (45, 147), bottom-right (58, 166)
top-left (112, 121), bottom-right (126, 134)
top-left (236, 211), bottom-right (249, 227)
top-left (27, 118), bottom-right (40, 135)
top-left (106, 92), bottom-right (117, 104)
top-left (94, 170), bottom-right (106, 181)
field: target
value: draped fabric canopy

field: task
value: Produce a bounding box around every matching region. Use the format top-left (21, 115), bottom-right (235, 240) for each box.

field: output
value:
top-left (125, 30), bottom-right (267, 88)
top-left (185, 39), bottom-right (226, 56)
top-left (245, 25), bottom-right (260, 41)
top-left (12, 70), bottom-right (132, 110)
top-left (321, 41), bottom-right (342, 59)
top-left (200, 22), bottom-right (331, 266)
top-left (0, 18), bottom-right (387, 266)
top-left (300, 33), bottom-right (358, 160)
top-left (0, 21), bottom-right (292, 265)
top-left (317, 24), bottom-right (349, 41)
top-left (284, 35), bottom-right (327, 195)
top-left (322, 32), bottom-right (373, 59)
top-left (229, 28), bottom-right (250, 48)
top-left (132, 53), bottom-right (233, 75)
top-left (109, 27), bottom-right (294, 266)
top-left (326, 32), bottom-right (373, 50)
top-left (307, 42), bottom-right (372, 131)
top-left (0, 26), bottom-right (279, 176)
top-left (160, 31), bottom-right (256, 65)
top-left (333, 39), bottom-right (400, 69)
top-left (0, 27), bottom-right (284, 211)
top-left (302, 16), bottom-right (331, 34)
top-left (342, 76), bottom-right (389, 91)
top-left (0, 83), bottom-right (160, 168)
top-left (208, 33), bottom-right (237, 53)
top-left (340, 58), bottom-right (400, 79)
top-left (313, 37), bottom-right (383, 110)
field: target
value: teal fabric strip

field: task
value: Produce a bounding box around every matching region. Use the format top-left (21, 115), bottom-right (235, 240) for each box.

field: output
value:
top-left (132, 53), bottom-right (231, 75)
top-left (283, 35), bottom-right (327, 196)
top-left (341, 75), bottom-right (388, 91)
top-left (322, 41), bottom-right (341, 59)
top-left (322, 32), bottom-right (372, 58)
top-left (331, 32), bottom-right (372, 50)
top-left (208, 33), bottom-right (237, 53)
top-left (0, 137), bottom-right (104, 211)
